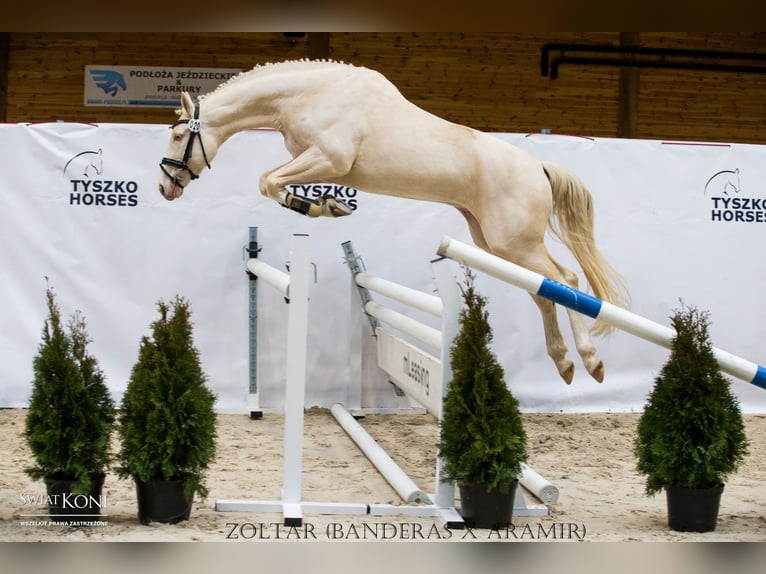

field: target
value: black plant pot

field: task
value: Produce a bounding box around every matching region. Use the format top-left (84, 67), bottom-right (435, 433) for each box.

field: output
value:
top-left (44, 473), bottom-right (106, 523)
top-left (459, 481), bottom-right (518, 529)
top-left (135, 478), bottom-right (194, 525)
top-left (666, 484), bottom-right (724, 532)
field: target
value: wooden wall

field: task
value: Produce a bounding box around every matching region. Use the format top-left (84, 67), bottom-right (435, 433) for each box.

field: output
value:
top-left (4, 32), bottom-right (766, 144)
top-left (0, 33), bottom-right (8, 123)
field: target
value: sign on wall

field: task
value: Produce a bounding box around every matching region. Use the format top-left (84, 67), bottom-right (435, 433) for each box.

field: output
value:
top-left (83, 65), bottom-right (241, 107)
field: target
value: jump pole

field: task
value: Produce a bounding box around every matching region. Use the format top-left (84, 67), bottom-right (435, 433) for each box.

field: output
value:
top-left (330, 403), bottom-right (430, 504)
top-left (436, 235), bottom-right (766, 391)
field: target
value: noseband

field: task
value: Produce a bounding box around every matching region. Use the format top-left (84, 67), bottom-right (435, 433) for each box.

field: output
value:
top-left (160, 103), bottom-right (211, 187)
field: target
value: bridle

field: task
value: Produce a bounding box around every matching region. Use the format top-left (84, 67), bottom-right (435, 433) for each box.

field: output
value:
top-left (159, 103), bottom-right (211, 187)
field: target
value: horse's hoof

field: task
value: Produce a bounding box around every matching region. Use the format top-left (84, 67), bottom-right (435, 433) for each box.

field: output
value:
top-left (589, 361), bottom-right (605, 383)
top-left (560, 362), bottom-right (575, 385)
top-left (321, 195), bottom-right (353, 217)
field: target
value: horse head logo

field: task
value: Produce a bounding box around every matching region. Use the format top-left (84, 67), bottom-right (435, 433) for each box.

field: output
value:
top-left (88, 69), bottom-right (127, 97)
top-left (704, 168), bottom-right (741, 196)
top-left (64, 149), bottom-right (104, 178)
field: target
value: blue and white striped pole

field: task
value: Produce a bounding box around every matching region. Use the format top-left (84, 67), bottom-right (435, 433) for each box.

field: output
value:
top-left (437, 236), bottom-right (766, 390)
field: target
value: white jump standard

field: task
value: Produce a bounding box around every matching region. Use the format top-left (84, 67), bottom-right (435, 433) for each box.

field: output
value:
top-left (216, 230), bottom-right (313, 526)
top-left (216, 229), bottom-right (468, 528)
top-left (437, 235), bottom-right (766, 390)
top-left (341, 240), bottom-right (559, 517)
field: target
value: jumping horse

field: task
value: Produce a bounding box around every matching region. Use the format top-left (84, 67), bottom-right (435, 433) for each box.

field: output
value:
top-left (158, 59), bottom-right (629, 384)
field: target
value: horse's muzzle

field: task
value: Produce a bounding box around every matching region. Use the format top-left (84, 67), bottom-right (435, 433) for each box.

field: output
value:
top-left (158, 181), bottom-right (184, 201)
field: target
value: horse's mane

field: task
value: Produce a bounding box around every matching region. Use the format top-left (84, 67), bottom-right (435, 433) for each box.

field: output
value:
top-left (196, 59), bottom-right (354, 103)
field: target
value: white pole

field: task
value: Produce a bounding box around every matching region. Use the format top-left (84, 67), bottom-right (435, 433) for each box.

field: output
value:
top-left (246, 259), bottom-right (290, 299)
top-left (355, 272), bottom-right (443, 317)
top-left (520, 463), bottom-right (559, 504)
top-left (437, 235), bottom-right (766, 390)
top-left (330, 403), bottom-right (431, 504)
top-left (364, 301), bottom-right (442, 350)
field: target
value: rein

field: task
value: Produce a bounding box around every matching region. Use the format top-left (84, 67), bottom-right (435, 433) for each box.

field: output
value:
top-left (160, 103), bottom-right (211, 186)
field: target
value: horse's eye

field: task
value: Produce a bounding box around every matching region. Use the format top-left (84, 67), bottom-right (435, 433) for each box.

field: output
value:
top-left (173, 134), bottom-right (183, 142)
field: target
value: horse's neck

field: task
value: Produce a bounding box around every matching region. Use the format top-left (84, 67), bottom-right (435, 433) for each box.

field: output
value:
top-left (200, 86), bottom-right (274, 142)
top-left (201, 69), bottom-right (318, 142)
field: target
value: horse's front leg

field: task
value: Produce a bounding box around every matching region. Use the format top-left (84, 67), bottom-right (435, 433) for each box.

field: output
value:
top-left (259, 145), bottom-right (354, 218)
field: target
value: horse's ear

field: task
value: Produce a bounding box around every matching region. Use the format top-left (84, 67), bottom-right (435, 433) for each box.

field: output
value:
top-left (180, 92), bottom-right (195, 118)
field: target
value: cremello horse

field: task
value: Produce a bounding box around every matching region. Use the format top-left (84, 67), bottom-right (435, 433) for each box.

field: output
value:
top-left (158, 59), bottom-right (629, 384)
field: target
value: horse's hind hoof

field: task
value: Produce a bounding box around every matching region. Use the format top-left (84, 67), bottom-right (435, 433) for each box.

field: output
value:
top-left (589, 361), bottom-right (605, 383)
top-left (560, 362), bottom-right (575, 385)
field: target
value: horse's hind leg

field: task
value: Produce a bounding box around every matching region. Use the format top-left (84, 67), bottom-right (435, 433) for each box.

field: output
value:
top-left (535, 257), bottom-right (603, 382)
top-left (532, 262), bottom-right (604, 383)
top-left (480, 228), bottom-right (603, 383)
top-left (568, 311), bottom-right (604, 382)
top-left (462, 208), bottom-right (579, 384)
top-left (530, 294), bottom-right (576, 384)
top-left (558, 268), bottom-right (604, 382)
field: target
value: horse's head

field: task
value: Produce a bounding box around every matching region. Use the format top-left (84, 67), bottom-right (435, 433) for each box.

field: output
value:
top-left (158, 92), bottom-right (217, 200)
top-left (89, 148), bottom-right (103, 176)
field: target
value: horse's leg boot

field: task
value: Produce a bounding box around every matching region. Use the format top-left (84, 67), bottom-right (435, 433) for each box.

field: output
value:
top-left (282, 192), bottom-right (325, 217)
top-left (282, 192), bottom-right (353, 218)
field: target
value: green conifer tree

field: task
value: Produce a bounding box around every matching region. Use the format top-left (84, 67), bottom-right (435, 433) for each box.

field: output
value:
top-left (117, 295), bottom-right (217, 499)
top-left (25, 285), bottom-right (115, 494)
top-left (437, 268), bottom-right (527, 494)
top-left (634, 303), bottom-right (749, 495)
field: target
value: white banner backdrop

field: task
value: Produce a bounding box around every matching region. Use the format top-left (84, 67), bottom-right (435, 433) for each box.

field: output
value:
top-left (1, 123), bottom-right (765, 413)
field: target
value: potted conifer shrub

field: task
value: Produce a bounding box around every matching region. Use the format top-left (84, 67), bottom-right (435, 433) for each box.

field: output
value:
top-left (437, 268), bottom-right (528, 529)
top-left (116, 295), bottom-right (217, 525)
top-left (25, 284), bottom-right (115, 523)
top-left (633, 302), bottom-right (749, 532)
